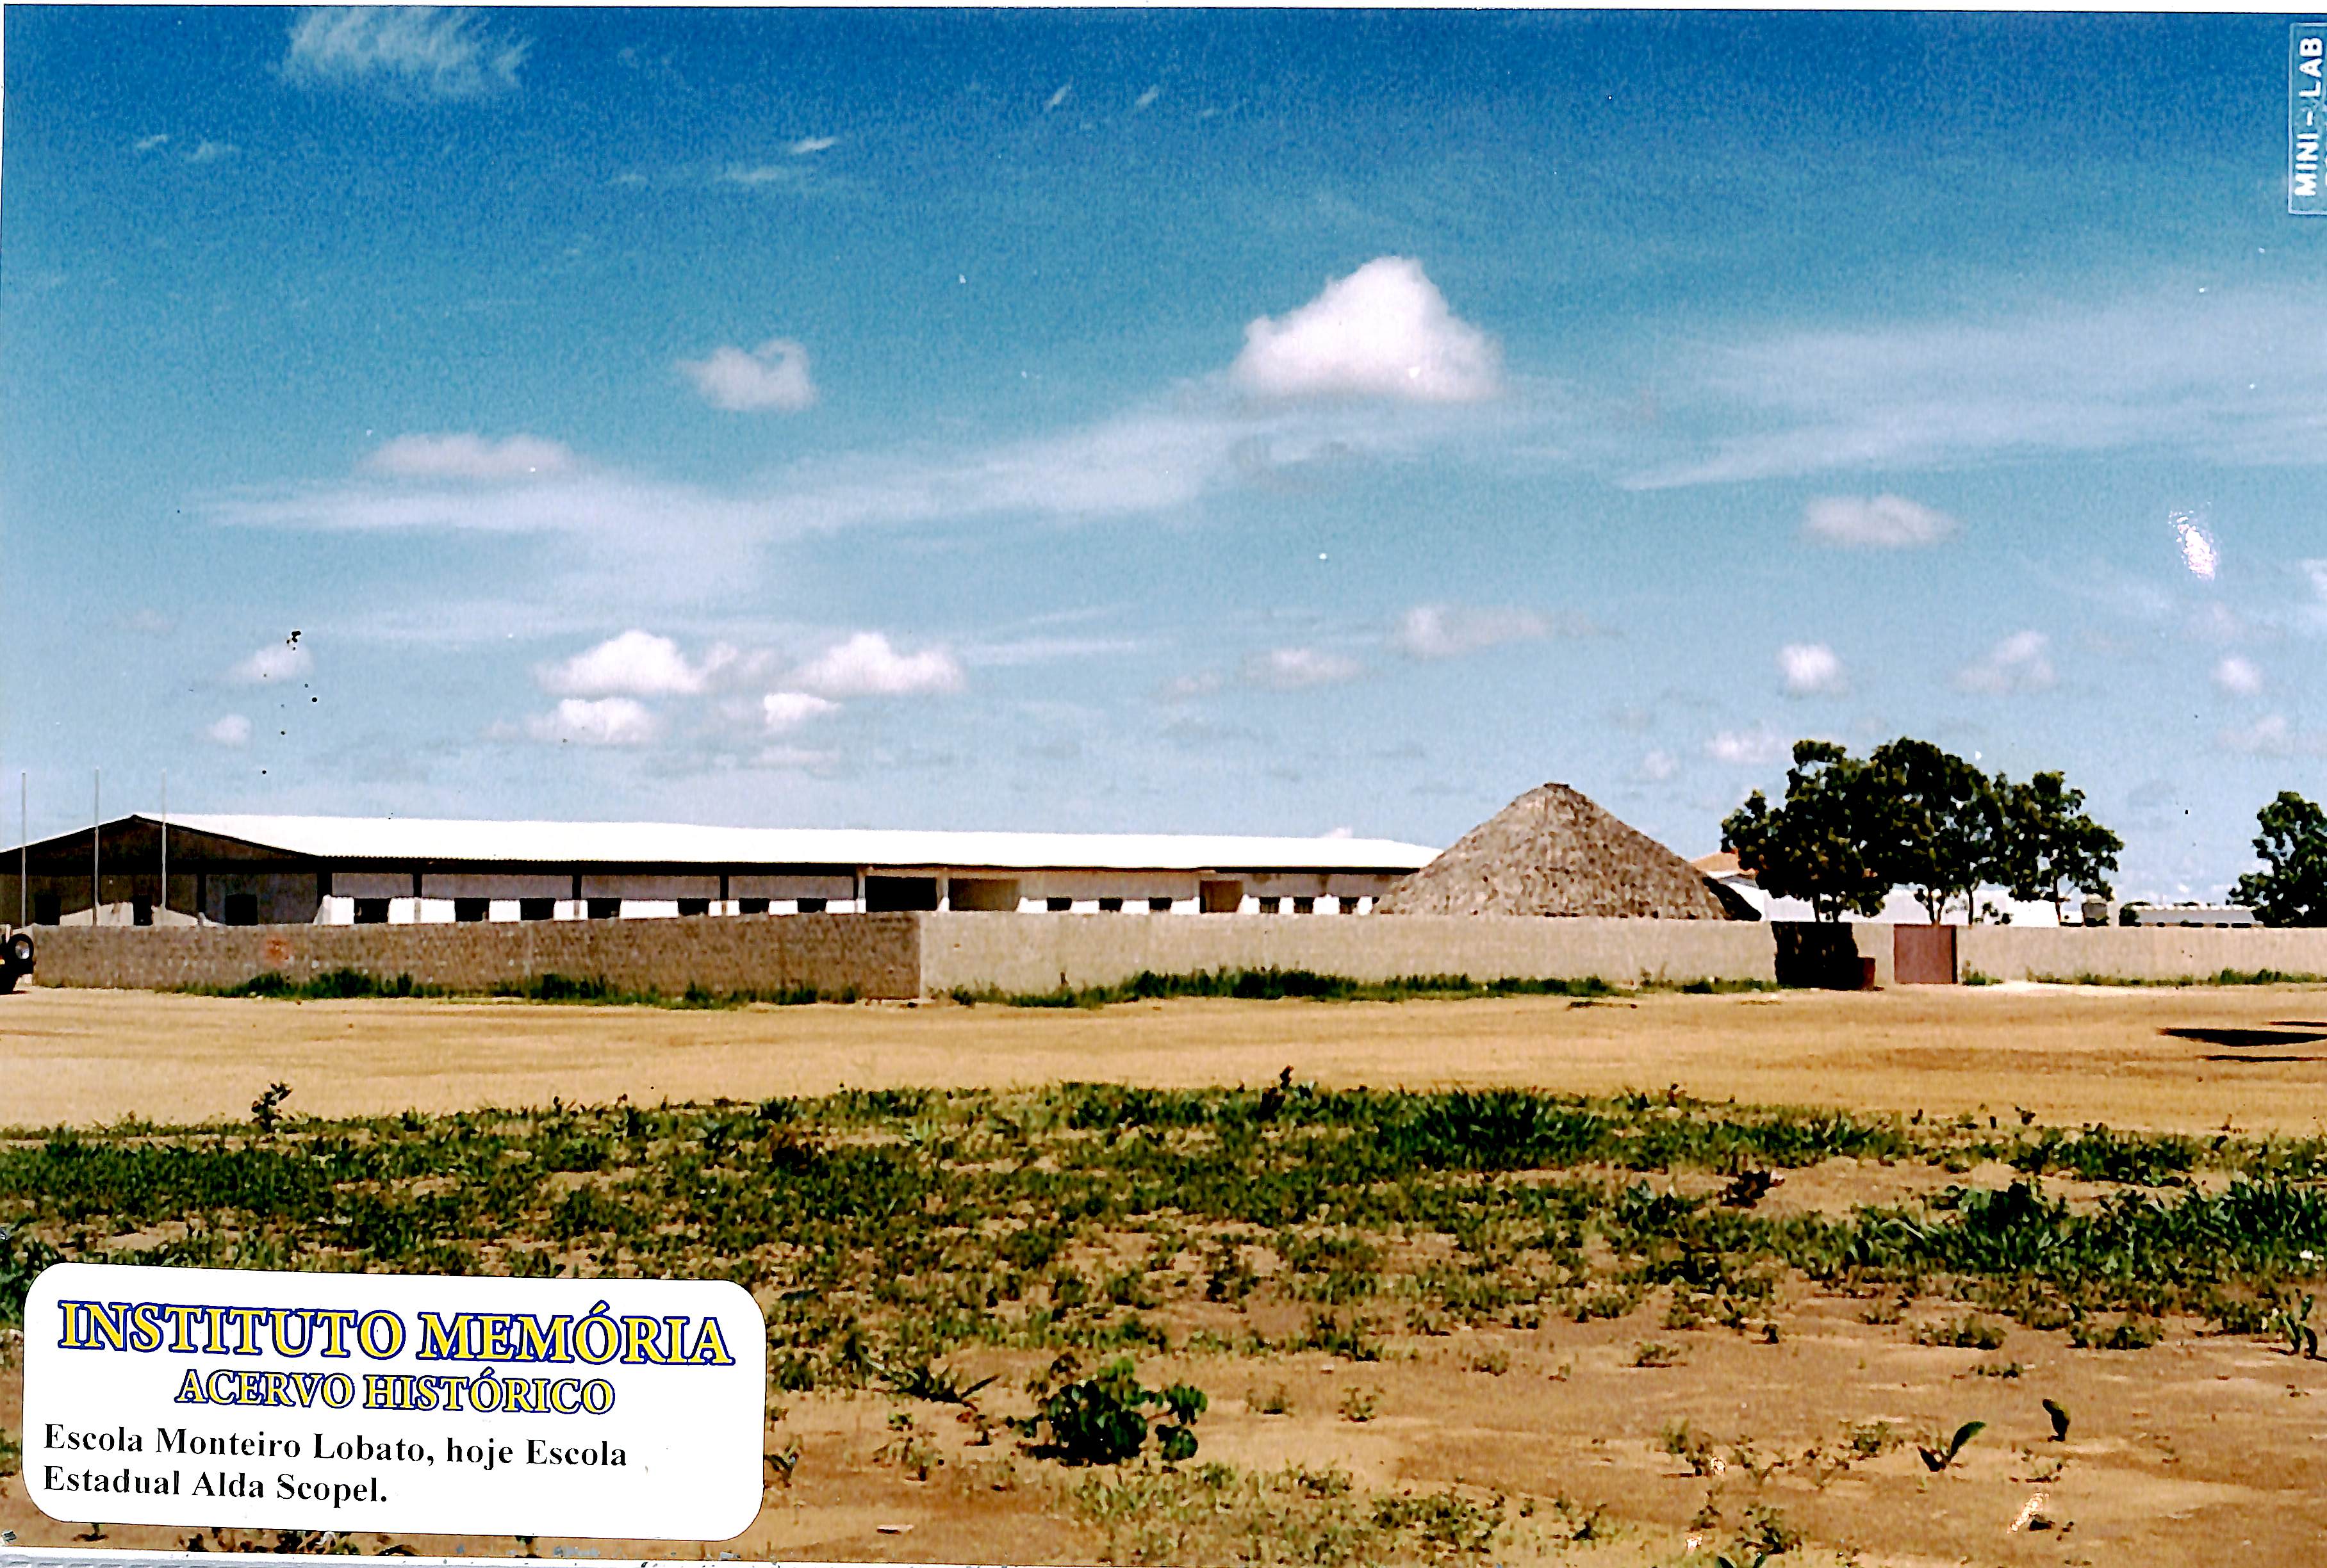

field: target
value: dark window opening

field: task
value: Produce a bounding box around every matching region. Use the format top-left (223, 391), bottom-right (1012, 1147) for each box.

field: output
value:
top-left (1098, 897), bottom-right (1123, 913)
top-left (1046, 896), bottom-right (1073, 913)
top-left (1149, 896), bottom-right (1175, 913)
top-left (133, 896), bottom-right (154, 927)
top-left (737, 897), bottom-right (769, 915)
top-left (454, 898), bottom-right (490, 924)
top-left (864, 876), bottom-right (940, 913)
top-left (224, 893), bottom-right (261, 927)
top-left (33, 892), bottom-right (60, 926)
top-left (795, 897), bottom-right (826, 914)
top-left (677, 898), bottom-right (710, 917)
top-left (353, 898), bottom-right (391, 926)
top-left (519, 898), bottom-right (555, 922)
top-left (1257, 897), bottom-right (1281, 915)
top-left (1293, 896), bottom-right (1315, 915)
top-left (588, 899), bottom-right (621, 920)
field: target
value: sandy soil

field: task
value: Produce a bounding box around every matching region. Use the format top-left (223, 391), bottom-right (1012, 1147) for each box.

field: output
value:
top-left (4, 981), bottom-right (2327, 1134)
top-left (8, 981), bottom-right (2327, 1564)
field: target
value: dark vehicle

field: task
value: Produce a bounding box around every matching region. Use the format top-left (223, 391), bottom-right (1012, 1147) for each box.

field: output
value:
top-left (0, 930), bottom-right (34, 993)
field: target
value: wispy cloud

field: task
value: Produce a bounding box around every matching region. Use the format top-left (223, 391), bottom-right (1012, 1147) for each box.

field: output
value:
top-left (1244, 646), bottom-right (1363, 690)
top-left (2216, 712), bottom-right (2327, 757)
top-left (1637, 288), bottom-right (2327, 487)
top-left (186, 140), bottom-right (239, 165)
top-left (1802, 494), bottom-right (1957, 549)
top-left (133, 133), bottom-right (171, 154)
top-left (677, 339), bottom-right (818, 413)
top-left (1955, 630), bottom-right (2055, 694)
top-left (281, 7), bottom-right (529, 100)
top-left (206, 714), bottom-right (252, 747)
top-left (363, 432), bottom-right (575, 482)
top-left (1233, 257), bottom-right (1502, 405)
top-left (1389, 603), bottom-right (1554, 660)
top-left (525, 696), bottom-right (659, 747)
top-left (785, 135), bottom-right (838, 155)
top-left (232, 639), bottom-right (312, 683)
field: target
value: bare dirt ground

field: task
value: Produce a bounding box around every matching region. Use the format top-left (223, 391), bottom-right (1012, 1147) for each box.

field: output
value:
top-left (7, 981), bottom-right (2327, 1566)
top-left (5, 981), bottom-right (2327, 1134)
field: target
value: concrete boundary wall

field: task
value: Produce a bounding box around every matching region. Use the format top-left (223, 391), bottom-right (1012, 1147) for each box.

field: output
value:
top-left (916, 912), bottom-right (1778, 994)
top-left (22, 915), bottom-right (923, 999)
top-left (1957, 925), bottom-right (2327, 983)
top-left (31, 915), bottom-right (2327, 1000)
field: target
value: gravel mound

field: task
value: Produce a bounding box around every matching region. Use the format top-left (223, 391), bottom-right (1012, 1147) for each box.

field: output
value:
top-left (1376, 781), bottom-right (1738, 919)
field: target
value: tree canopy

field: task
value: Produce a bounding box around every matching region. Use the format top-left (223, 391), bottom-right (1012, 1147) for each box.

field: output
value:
top-left (2231, 792), bottom-right (2327, 927)
top-left (1720, 740), bottom-right (1893, 922)
top-left (1722, 737), bottom-right (2119, 924)
top-left (1996, 771), bottom-right (2121, 919)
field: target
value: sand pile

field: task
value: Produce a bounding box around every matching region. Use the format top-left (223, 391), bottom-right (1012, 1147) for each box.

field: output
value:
top-left (1375, 781), bottom-right (1738, 919)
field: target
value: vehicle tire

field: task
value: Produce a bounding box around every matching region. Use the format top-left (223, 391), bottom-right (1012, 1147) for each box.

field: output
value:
top-left (4, 932), bottom-right (32, 968)
top-left (0, 970), bottom-right (17, 994)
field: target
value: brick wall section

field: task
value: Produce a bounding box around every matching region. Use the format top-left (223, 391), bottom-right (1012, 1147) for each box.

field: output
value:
top-left (916, 912), bottom-right (1780, 993)
top-left (22, 915), bottom-right (923, 1000)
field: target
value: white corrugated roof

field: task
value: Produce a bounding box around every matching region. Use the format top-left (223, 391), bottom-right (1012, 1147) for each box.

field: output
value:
top-left (145, 814), bottom-right (1439, 873)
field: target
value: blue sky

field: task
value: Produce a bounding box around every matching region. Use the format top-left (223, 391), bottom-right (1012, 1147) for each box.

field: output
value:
top-left (4, 7), bottom-right (2325, 898)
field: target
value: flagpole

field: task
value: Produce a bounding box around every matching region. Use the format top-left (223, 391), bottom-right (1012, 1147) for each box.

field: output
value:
top-left (160, 769), bottom-right (169, 920)
top-left (92, 768), bottom-right (101, 927)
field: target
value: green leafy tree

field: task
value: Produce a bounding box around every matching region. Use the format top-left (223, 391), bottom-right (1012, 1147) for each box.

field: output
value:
top-left (1720, 740), bottom-right (1893, 922)
top-left (2231, 792), bottom-right (2327, 926)
top-left (1996, 771), bottom-right (2121, 919)
top-left (1864, 738), bottom-right (2002, 923)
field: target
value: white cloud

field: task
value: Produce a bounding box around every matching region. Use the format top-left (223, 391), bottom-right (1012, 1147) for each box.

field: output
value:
top-left (785, 135), bottom-right (837, 155)
top-left (281, 7), bottom-right (529, 99)
top-left (362, 432), bottom-right (577, 482)
top-left (1637, 749), bottom-right (1680, 782)
top-left (1706, 726), bottom-right (1786, 767)
top-left (1778, 642), bottom-right (1847, 696)
top-left (1232, 256), bottom-right (1502, 405)
top-left (539, 630), bottom-right (721, 698)
top-left (1244, 647), bottom-right (1363, 690)
top-left (794, 633), bottom-right (964, 698)
top-left (677, 339), bottom-right (819, 413)
top-left (1801, 494), bottom-right (1959, 549)
top-left (233, 641), bottom-right (312, 683)
top-left (761, 691), bottom-right (840, 732)
top-left (2214, 655), bottom-right (2264, 696)
top-left (1046, 82), bottom-right (1073, 110)
top-left (186, 140), bottom-right (238, 165)
top-left (1955, 630), bottom-right (2056, 694)
top-left (1134, 85), bottom-right (1161, 110)
top-left (1390, 603), bottom-right (1549, 660)
top-left (206, 714), bottom-right (252, 747)
top-left (525, 697), bottom-right (659, 747)
top-left (133, 133), bottom-right (170, 153)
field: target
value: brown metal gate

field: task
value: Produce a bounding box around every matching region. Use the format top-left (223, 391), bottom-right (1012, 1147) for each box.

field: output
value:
top-left (1894, 924), bottom-right (1957, 985)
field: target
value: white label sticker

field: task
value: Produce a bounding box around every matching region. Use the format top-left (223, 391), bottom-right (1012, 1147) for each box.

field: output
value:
top-left (21, 1264), bottom-right (766, 1540)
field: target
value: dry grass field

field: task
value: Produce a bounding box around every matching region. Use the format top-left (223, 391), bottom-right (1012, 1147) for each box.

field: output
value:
top-left (6, 981), bottom-right (2327, 1567)
top-left (6, 980), bottom-right (2327, 1132)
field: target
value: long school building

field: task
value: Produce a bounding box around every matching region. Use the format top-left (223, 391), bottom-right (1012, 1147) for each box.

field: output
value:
top-left (2, 814), bottom-right (1438, 927)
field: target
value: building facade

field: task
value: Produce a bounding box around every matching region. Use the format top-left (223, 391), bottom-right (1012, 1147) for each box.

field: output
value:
top-left (1, 814), bottom-right (1437, 927)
